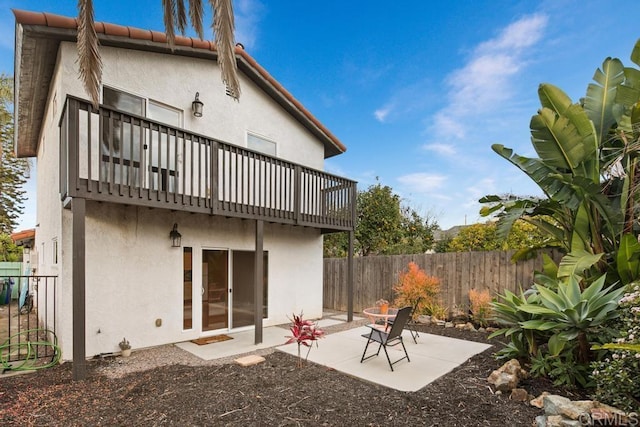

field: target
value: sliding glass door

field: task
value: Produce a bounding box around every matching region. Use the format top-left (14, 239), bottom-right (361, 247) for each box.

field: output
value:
top-left (196, 249), bottom-right (269, 332)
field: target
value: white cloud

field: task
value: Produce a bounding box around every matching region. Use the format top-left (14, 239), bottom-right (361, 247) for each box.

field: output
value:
top-left (374, 106), bottom-right (391, 122)
top-left (397, 172), bottom-right (447, 193)
top-left (234, 0), bottom-right (265, 51)
top-left (428, 14), bottom-right (548, 142)
top-left (423, 143), bottom-right (456, 156)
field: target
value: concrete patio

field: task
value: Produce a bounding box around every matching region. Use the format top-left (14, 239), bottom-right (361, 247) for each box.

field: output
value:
top-left (176, 312), bottom-right (491, 392)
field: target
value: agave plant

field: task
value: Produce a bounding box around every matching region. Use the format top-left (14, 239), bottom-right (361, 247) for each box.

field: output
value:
top-left (518, 274), bottom-right (625, 363)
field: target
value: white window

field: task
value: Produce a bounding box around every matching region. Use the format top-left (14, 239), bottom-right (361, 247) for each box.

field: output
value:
top-left (148, 100), bottom-right (182, 127)
top-left (247, 133), bottom-right (276, 156)
top-left (101, 87), bottom-right (184, 192)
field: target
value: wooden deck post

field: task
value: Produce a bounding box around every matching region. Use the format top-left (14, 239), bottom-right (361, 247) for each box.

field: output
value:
top-left (347, 230), bottom-right (354, 322)
top-left (72, 197), bottom-right (86, 380)
top-left (254, 219), bottom-right (264, 344)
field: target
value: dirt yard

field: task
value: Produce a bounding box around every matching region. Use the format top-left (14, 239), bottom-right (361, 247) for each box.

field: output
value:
top-left (0, 323), bottom-right (589, 426)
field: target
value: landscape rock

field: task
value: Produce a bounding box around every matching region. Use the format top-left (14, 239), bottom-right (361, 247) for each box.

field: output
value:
top-left (435, 319), bottom-right (446, 326)
top-left (444, 322), bottom-right (454, 328)
top-left (455, 323), bottom-right (466, 329)
top-left (558, 400), bottom-right (595, 420)
top-left (591, 404), bottom-right (632, 426)
top-left (530, 392), bottom-right (550, 408)
top-left (478, 327), bottom-right (486, 333)
top-left (509, 388), bottom-right (529, 402)
top-left (416, 315), bottom-right (431, 324)
top-left (545, 414), bottom-right (565, 427)
top-left (487, 359), bottom-right (528, 392)
top-left (543, 395), bottom-right (571, 416)
top-left (465, 322), bottom-right (477, 331)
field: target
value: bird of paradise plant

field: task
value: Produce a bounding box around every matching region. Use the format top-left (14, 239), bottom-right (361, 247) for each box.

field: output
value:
top-left (284, 312), bottom-right (325, 368)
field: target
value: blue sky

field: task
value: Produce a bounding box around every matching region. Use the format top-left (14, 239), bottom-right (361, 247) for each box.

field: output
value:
top-left (2, 0), bottom-right (640, 230)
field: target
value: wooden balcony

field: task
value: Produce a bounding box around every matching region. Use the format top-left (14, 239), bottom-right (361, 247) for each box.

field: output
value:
top-left (59, 96), bottom-right (356, 232)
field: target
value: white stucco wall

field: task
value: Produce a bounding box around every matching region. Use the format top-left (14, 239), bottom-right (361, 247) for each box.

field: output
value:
top-left (34, 41), bottom-right (329, 359)
top-left (78, 203), bottom-right (322, 357)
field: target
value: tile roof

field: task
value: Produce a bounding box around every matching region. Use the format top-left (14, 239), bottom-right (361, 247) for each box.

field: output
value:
top-left (12, 9), bottom-right (346, 157)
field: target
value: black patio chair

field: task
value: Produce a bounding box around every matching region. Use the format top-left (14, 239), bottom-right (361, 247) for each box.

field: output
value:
top-left (385, 297), bottom-right (422, 344)
top-left (360, 306), bottom-right (412, 371)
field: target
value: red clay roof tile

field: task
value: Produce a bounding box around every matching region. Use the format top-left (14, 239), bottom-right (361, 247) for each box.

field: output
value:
top-left (43, 12), bottom-right (76, 29)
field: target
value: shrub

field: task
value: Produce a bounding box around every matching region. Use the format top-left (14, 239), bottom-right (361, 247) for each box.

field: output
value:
top-left (284, 312), bottom-right (325, 368)
top-left (469, 288), bottom-right (493, 327)
top-left (423, 299), bottom-right (448, 320)
top-left (392, 262), bottom-right (440, 316)
top-left (590, 284), bottom-right (640, 412)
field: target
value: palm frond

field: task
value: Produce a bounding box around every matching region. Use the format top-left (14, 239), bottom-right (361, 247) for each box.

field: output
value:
top-left (77, 0), bottom-right (102, 109)
top-left (212, 0), bottom-right (241, 99)
top-left (163, 0), bottom-right (177, 47)
top-left (176, 0), bottom-right (188, 34)
top-left (189, 0), bottom-right (205, 39)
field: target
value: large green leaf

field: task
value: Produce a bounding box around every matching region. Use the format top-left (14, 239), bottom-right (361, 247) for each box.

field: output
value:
top-left (538, 83), bottom-right (573, 115)
top-left (584, 58), bottom-right (625, 147)
top-left (530, 107), bottom-right (594, 172)
top-left (557, 250), bottom-right (603, 279)
top-left (520, 319), bottom-right (560, 330)
top-left (491, 145), bottom-right (581, 208)
top-left (581, 274), bottom-right (607, 301)
top-left (630, 38), bottom-right (640, 68)
top-left (564, 276), bottom-right (583, 307)
top-left (548, 333), bottom-right (567, 356)
top-left (617, 233), bottom-right (640, 284)
top-left (518, 305), bottom-right (560, 316)
top-left (536, 284), bottom-right (566, 311)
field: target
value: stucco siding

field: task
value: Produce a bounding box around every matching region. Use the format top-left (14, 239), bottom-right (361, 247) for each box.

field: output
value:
top-left (75, 203), bottom-right (322, 357)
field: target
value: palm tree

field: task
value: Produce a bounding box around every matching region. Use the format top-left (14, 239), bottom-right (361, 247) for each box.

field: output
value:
top-left (77, 0), bottom-right (241, 109)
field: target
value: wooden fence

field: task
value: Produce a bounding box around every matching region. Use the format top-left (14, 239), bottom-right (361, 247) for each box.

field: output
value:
top-left (323, 249), bottom-right (562, 313)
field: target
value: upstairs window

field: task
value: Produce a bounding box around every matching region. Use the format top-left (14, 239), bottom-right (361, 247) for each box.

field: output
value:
top-left (247, 133), bottom-right (276, 156)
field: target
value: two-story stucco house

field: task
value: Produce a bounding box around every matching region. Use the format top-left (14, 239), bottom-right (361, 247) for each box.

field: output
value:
top-left (13, 9), bottom-right (356, 378)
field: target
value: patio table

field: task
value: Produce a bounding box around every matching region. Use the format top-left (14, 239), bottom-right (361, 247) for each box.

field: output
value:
top-left (362, 307), bottom-right (399, 329)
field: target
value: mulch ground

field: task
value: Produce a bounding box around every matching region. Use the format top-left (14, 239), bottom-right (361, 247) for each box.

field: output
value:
top-left (0, 324), bottom-right (588, 426)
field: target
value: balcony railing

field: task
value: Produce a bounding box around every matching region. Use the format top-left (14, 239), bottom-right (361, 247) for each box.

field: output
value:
top-left (59, 96), bottom-right (356, 231)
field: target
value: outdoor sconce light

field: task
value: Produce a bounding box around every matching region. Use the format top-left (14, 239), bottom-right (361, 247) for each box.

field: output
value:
top-left (169, 223), bottom-right (182, 247)
top-left (192, 92), bottom-right (203, 117)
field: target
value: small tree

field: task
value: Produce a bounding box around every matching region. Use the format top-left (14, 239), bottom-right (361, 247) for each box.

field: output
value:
top-left (393, 262), bottom-right (440, 316)
top-left (0, 75), bottom-right (28, 234)
top-left (284, 313), bottom-right (325, 368)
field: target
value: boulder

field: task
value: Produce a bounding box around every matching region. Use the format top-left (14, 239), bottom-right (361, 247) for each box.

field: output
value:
top-left (543, 395), bottom-right (571, 416)
top-left (530, 392), bottom-right (550, 408)
top-left (509, 388), bottom-right (529, 402)
top-left (487, 359), bottom-right (528, 392)
top-left (416, 315), bottom-right (431, 324)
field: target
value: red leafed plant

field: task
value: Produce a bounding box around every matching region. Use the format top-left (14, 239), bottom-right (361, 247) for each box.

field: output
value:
top-left (285, 312), bottom-right (325, 368)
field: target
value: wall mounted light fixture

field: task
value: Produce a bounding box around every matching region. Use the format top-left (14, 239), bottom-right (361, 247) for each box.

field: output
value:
top-left (192, 92), bottom-right (203, 117)
top-left (170, 223), bottom-right (182, 247)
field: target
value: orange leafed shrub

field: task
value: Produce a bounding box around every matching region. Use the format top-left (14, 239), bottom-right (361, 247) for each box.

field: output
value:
top-left (468, 288), bottom-right (493, 327)
top-left (393, 262), bottom-right (440, 316)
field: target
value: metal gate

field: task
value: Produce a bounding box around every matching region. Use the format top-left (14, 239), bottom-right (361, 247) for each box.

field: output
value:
top-left (0, 275), bottom-right (59, 371)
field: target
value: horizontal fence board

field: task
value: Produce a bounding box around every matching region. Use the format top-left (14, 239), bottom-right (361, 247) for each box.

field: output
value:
top-left (323, 249), bottom-right (562, 314)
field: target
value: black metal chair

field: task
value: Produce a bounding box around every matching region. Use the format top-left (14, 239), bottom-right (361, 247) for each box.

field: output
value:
top-left (386, 297), bottom-right (421, 344)
top-left (360, 306), bottom-right (412, 371)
